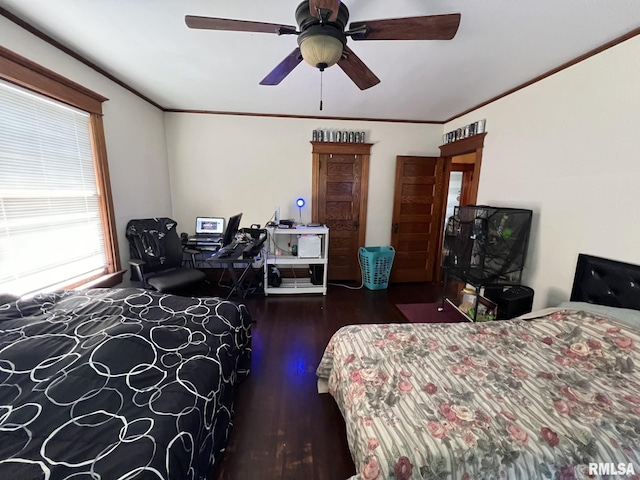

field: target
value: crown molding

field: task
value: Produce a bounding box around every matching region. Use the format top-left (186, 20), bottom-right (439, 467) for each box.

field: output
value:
top-left (162, 109), bottom-right (442, 124)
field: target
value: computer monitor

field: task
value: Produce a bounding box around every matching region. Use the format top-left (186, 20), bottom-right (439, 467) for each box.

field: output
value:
top-left (195, 216), bottom-right (224, 235)
top-left (221, 213), bottom-right (242, 247)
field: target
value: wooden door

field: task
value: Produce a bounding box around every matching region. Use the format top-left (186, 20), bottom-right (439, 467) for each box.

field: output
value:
top-left (312, 142), bottom-right (370, 281)
top-left (390, 156), bottom-right (446, 283)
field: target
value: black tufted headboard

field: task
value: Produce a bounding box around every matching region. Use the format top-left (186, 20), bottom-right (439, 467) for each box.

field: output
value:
top-left (570, 254), bottom-right (640, 311)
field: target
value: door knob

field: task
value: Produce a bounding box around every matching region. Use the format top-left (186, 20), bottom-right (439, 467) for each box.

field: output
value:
top-left (393, 223), bottom-right (399, 234)
top-left (353, 220), bottom-right (359, 230)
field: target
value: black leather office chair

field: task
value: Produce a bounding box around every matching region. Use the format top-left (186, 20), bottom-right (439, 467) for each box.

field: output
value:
top-left (125, 217), bottom-right (206, 293)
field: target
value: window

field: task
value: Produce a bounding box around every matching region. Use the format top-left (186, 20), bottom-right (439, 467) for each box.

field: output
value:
top-left (0, 46), bottom-right (121, 296)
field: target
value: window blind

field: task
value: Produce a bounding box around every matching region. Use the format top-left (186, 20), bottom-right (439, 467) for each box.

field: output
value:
top-left (0, 79), bottom-right (107, 296)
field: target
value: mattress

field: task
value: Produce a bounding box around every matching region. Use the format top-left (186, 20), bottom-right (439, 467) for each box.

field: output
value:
top-left (317, 309), bottom-right (640, 479)
top-left (0, 288), bottom-right (253, 479)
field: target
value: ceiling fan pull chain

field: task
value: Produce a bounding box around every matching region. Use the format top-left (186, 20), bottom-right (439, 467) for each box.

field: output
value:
top-left (319, 70), bottom-right (324, 111)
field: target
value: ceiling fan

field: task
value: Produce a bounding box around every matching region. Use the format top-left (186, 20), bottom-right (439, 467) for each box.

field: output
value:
top-left (185, 0), bottom-right (460, 90)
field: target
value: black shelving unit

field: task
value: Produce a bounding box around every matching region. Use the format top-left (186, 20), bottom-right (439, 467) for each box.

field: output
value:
top-left (440, 205), bottom-right (533, 321)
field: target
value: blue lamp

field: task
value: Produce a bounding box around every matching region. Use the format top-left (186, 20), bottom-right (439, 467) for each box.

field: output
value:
top-left (296, 198), bottom-right (305, 224)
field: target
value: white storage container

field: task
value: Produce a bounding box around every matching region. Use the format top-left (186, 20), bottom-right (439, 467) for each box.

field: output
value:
top-left (298, 234), bottom-right (322, 258)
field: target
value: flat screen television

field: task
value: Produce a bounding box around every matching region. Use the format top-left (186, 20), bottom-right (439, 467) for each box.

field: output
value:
top-left (221, 213), bottom-right (243, 247)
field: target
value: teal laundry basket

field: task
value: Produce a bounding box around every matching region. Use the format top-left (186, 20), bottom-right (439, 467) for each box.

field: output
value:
top-left (359, 246), bottom-right (396, 290)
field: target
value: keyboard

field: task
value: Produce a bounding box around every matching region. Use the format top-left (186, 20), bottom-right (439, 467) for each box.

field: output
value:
top-left (189, 236), bottom-right (221, 243)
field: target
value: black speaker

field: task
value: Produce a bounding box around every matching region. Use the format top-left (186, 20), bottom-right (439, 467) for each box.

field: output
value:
top-left (309, 265), bottom-right (324, 285)
top-left (268, 266), bottom-right (281, 287)
top-left (484, 285), bottom-right (534, 320)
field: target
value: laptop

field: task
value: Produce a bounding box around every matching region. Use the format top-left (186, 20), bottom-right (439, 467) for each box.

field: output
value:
top-left (188, 217), bottom-right (225, 245)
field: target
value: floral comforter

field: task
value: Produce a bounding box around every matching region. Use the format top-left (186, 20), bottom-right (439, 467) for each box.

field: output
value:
top-left (316, 310), bottom-right (640, 480)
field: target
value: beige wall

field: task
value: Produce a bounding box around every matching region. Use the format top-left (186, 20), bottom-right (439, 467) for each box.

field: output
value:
top-left (164, 113), bottom-right (443, 246)
top-left (445, 35), bottom-right (640, 309)
top-left (0, 17), bottom-right (172, 273)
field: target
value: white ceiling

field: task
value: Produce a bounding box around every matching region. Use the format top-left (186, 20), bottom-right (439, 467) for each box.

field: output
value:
top-left (2, 0), bottom-right (639, 121)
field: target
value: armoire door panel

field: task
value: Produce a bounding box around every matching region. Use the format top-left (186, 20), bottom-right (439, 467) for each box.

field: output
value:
top-left (401, 183), bottom-right (436, 196)
top-left (326, 182), bottom-right (354, 196)
top-left (398, 222), bottom-right (432, 235)
top-left (402, 163), bottom-right (434, 176)
top-left (323, 219), bottom-right (352, 231)
top-left (398, 237), bottom-right (431, 251)
top-left (400, 203), bottom-right (435, 216)
top-left (326, 202), bottom-right (353, 218)
top-left (326, 162), bottom-right (355, 176)
top-left (394, 252), bottom-right (429, 269)
top-left (401, 177), bottom-right (437, 186)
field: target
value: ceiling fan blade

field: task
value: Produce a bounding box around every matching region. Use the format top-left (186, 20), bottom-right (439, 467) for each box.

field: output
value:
top-left (350, 13), bottom-right (461, 41)
top-left (337, 45), bottom-right (380, 91)
top-left (260, 48), bottom-right (303, 86)
top-left (308, 0), bottom-right (340, 22)
top-left (185, 15), bottom-right (296, 34)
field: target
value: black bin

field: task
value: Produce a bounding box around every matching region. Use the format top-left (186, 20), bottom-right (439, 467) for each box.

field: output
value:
top-left (484, 285), bottom-right (534, 320)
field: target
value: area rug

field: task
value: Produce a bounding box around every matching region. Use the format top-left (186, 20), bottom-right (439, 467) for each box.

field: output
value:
top-left (395, 301), bottom-right (467, 324)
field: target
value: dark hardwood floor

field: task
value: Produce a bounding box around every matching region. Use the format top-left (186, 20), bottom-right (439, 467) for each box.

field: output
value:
top-left (208, 282), bottom-right (442, 480)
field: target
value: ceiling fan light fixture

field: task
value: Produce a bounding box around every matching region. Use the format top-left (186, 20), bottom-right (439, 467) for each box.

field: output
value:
top-left (300, 34), bottom-right (344, 70)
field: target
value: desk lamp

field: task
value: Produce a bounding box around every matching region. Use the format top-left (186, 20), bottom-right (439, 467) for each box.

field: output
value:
top-left (296, 198), bottom-right (306, 225)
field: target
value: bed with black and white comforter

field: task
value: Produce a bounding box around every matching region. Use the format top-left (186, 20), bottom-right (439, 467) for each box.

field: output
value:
top-left (0, 288), bottom-right (253, 479)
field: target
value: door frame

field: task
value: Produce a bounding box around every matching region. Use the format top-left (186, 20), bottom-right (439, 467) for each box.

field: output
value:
top-left (434, 132), bottom-right (487, 280)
